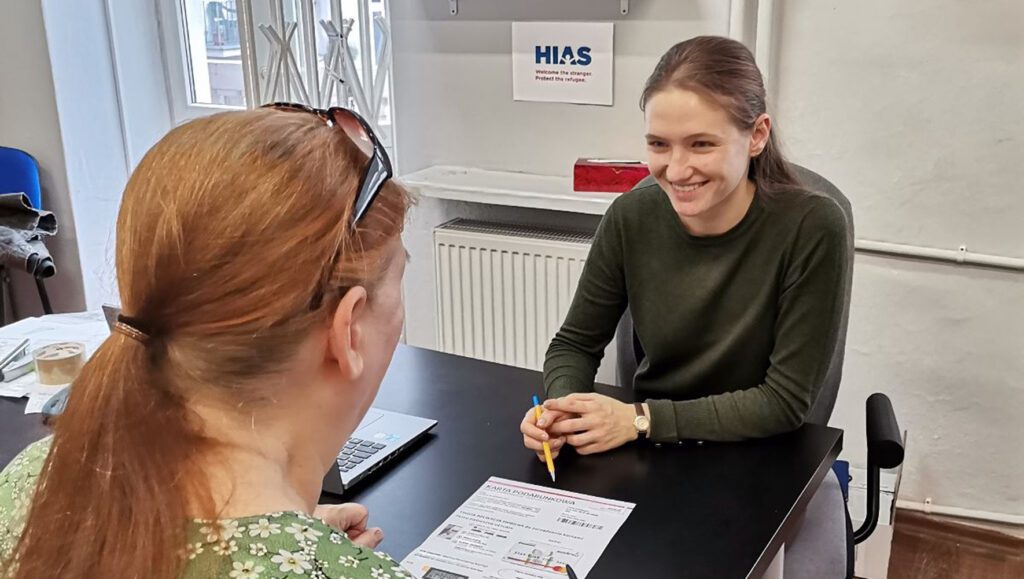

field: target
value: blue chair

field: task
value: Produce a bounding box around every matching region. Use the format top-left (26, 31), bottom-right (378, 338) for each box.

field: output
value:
top-left (0, 147), bottom-right (43, 210)
top-left (0, 146), bottom-right (53, 319)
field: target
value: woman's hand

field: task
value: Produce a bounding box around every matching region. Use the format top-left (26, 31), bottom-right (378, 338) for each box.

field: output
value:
top-left (313, 503), bottom-right (384, 548)
top-left (544, 393), bottom-right (638, 455)
top-left (520, 406), bottom-right (571, 462)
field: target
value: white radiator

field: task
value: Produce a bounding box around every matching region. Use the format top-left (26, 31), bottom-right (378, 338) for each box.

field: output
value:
top-left (433, 219), bottom-right (617, 385)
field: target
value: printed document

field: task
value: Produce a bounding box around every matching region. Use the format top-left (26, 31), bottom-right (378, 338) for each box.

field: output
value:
top-left (402, 477), bottom-right (634, 579)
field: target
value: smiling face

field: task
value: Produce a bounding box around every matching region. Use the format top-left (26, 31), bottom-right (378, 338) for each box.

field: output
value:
top-left (644, 87), bottom-right (770, 235)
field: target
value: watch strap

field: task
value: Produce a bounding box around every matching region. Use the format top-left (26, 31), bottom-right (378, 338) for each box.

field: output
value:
top-left (634, 402), bottom-right (649, 439)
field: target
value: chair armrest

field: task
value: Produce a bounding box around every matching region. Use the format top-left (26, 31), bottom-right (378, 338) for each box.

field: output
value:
top-left (853, 393), bottom-right (905, 544)
top-left (866, 393), bottom-right (904, 469)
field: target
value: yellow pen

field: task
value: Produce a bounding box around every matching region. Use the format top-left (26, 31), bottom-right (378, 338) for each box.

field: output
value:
top-left (532, 395), bottom-right (557, 482)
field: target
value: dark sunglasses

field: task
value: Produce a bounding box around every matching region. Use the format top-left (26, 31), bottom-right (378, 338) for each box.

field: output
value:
top-left (262, 102), bottom-right (392, 224)
top-left (263, 102), bottom-right (393, 309)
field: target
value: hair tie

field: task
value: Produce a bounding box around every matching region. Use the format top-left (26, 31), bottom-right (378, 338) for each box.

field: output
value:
top-left (114, 314), bottom-right (150, 343)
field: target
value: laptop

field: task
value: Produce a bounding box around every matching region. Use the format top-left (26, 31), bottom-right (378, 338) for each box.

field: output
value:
top-left (320, 408), bottom-right (437, 495)
top-left (100, 304), bottom-right (436, 495)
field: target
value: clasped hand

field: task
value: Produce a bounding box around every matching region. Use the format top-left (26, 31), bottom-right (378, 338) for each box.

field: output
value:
top-left (519, 393), bottom-right (637, 461)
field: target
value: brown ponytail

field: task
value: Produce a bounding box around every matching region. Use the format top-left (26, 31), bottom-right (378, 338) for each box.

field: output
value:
top-left (4, 109), bottom-right (410, 578)
top-left (7, 333), bottom-right (211, 578)
top-left (641, 35), bottom-right (806, 196)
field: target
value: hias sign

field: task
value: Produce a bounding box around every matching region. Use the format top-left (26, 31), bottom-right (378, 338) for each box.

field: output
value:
top-left (535, 45), bottom-right (593, 66)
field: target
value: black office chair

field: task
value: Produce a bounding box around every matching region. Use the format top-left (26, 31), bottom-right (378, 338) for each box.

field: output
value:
top-left (615, 166), bottom-right (905, 577)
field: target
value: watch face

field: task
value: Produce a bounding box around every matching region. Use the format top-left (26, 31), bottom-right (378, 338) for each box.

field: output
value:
top-left (635, 416), bottom-right (650, 432)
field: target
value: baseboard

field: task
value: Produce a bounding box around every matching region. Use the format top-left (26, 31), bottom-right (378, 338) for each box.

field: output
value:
top-left (887, 509), bottom-right (1024, 578)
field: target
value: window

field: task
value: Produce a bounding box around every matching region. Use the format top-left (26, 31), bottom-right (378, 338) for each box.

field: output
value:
top-left (160, 0), bottom-right (394, 148)
top-left (183, 0), bottom-right (246, 107)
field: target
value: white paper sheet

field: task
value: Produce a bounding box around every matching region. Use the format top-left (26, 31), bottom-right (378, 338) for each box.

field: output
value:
top-left (24, 391), bottom-right (54, 414)
top-left (0, 311), bottom-right (109, 355)
top-left (0, 371), bottom-right (35, 398)
top-left (402, 477), bottom-right (634, 579)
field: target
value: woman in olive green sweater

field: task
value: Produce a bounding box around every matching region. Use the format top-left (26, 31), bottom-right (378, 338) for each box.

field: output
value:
top-left (1, 106), bottom-right (413, 579)
top-left (522, 35), bottom-right (850, 454)
top-left (521, 36), bottom-right (852, 577)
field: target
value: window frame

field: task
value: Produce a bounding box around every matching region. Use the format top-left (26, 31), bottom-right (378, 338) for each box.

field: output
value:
top-left (157, 0), bottom-right (258, 123)
top-left (157, 0), bottom-right (394, 141)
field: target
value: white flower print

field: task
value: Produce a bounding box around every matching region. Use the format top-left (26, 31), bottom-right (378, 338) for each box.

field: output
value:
top-left (285, 523), bottom-right (324, 543)
top-left (213, 539), bottom-right (239, 556)
top-left (338, 555), bottom-right (360, 568)
top-left (219, 520), bottom-right (243, 539)
top-left (271, 549), bottom-right (313, 574)
top-left (248, 542), bottom-right (269, 557)
top-left (390, 566), bottom-right (410, 578)
top-left (199, 524), bottom-right (220, 543)
top-left (185, 542), bottom-right (204, 560)
top-left (248, 518), bottom-right (282, 539)
top-left (370, 569), bottom-right (392, 579)
top-left (229, 560), bottom-right (266, 579)
top-left (374, 551), bottom-right (392, 561)
top-left (329, 532), bottom-right (345, 544)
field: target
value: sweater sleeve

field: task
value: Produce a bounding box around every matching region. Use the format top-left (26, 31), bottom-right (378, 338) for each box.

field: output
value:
top-left (543, 201), bottom-right (629, 398)
top-left (647, 198), bottom-right (851, 441)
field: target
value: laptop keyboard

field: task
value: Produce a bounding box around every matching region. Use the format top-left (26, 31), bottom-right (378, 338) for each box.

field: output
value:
top-left (338, 438), bottom-right (388, 473)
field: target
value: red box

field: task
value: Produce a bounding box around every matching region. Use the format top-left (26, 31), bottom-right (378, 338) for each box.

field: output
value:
top-left (573, 159), bottom-right (650, 193)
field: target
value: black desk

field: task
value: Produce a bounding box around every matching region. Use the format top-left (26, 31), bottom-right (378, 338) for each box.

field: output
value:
top-left (0, 345), bottom-right (842, 579)
top-left (0, 397), bottom-right (50, 464)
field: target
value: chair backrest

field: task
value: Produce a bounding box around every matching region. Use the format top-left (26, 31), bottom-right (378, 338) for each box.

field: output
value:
top-left (0, 147), bottom-right (43, 210)
top-left (615, 165), bottom-right (855, 426)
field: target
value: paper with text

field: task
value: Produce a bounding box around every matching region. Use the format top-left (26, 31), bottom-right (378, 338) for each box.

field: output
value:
top-left (402, 477), bottom-right (634, 579)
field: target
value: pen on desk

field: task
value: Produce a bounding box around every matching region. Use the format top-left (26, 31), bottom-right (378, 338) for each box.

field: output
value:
top-left (532, 395), bottom-right (557, 483)
top-left (0, 356), bottom-right (34, 383)
top-left (0, 339), bottom-right (29, 369)
top-left (565, 564), bottom-right (578, 579)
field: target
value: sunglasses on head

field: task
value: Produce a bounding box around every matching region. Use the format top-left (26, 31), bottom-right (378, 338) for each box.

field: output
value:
top-left (262, 102), bottom-right (394, 310)
top-left (262, 102), bottom-right (392, 224)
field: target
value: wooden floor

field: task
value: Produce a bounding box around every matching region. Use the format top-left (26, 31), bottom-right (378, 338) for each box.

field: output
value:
top-left (887, 509), bottom-right (1024, 578)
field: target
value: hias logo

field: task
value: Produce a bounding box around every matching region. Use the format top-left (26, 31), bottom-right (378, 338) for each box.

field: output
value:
top-left (535, 45), bottom-right (593, 66)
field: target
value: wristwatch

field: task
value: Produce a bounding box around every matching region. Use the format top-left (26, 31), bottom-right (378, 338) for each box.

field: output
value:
top-left (633, 402), bottom-right (651, 439)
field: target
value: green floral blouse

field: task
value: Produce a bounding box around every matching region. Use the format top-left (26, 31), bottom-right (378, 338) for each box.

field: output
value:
top-left (0, 438), bottom-right (412, 579)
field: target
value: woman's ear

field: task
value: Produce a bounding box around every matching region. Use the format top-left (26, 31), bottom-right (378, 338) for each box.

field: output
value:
top-left (327, 286), bottom-right (369, 381)
top-left (750, 113), bottom-right (772, 157)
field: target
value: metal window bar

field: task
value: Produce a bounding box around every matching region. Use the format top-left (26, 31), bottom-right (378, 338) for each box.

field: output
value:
top-left (234, 1), bottom-right (391, 139)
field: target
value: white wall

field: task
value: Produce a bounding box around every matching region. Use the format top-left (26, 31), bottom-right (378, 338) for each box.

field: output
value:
top-left (0, 0), bottom-right (86, 315)
top-left (391, 0), bottom-right (726, 175)
top-left (391, 0), bottom-right (727, 385)
top-left (40, 0), bottom-right (131, 309)
top-left (37, 0), bottom-right (174, 310)
top-left (774, 0), bottom-right (1024, 519)
top-left (104, 0), bottom-right (174, 166)
top-left (390, 0), bottom-right (1024, 518)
